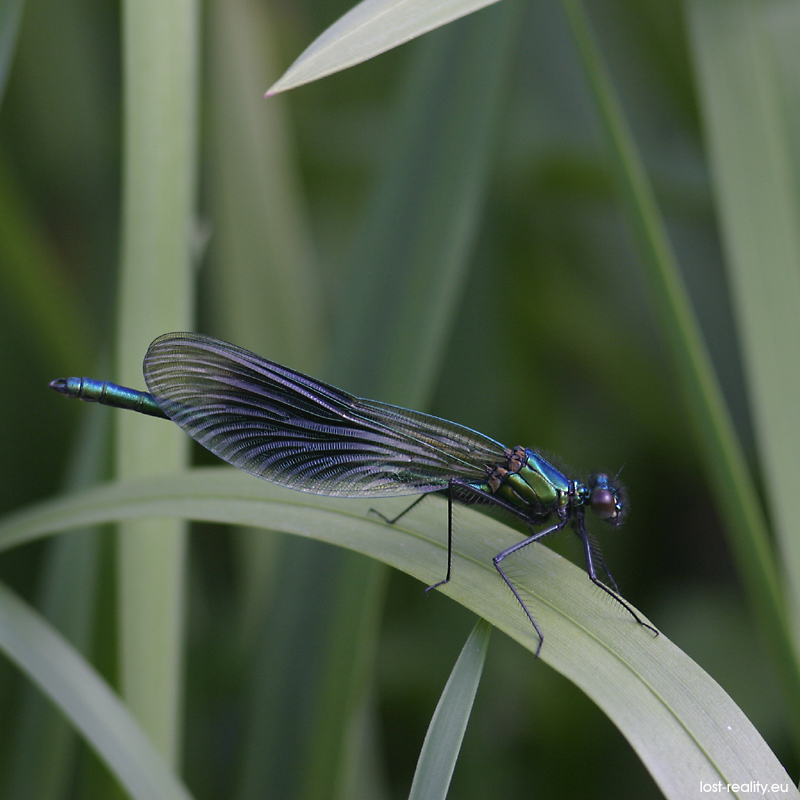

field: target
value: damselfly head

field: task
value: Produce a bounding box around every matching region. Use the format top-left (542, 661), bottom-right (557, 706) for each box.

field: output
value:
top-left (587, 473), bottom-right (626, 525)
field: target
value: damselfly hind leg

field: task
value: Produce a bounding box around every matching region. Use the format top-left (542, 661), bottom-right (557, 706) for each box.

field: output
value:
top-left (369, 487), bottom-right (456, 595)
top-left (423, 484), bottom-right (457, 593)
top-left (493, 519), bottom-right (567, 658)
top-left (368, 493), bottom-right (428, 525)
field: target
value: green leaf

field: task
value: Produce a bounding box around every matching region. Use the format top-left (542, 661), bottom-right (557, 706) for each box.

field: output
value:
top-left (266, 0), bottom-right (503, 95)
top-left (409, 619), bottom-right (491, 800)
top-left (207, 0), bottom-right (324, 369)
top-left (5, 406), bottom-right (109, 800)
top-left (685, 0), bottom-right (800, 651)
top-left (0, 0), bottom-right (24, 108)
top-left (115, 0), bottom-right (200, 762)
top-left (0, 469), bottom-right (794, 799)
top-left (0, 581), bottom-right (194, 800)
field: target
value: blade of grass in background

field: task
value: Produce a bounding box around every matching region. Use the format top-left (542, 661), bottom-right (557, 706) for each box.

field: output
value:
top-left (562, 0), bottom-right (800, 746)
top-left (685, 0), bottom-right (800, 654)
top-left (0, 0), bottom-right (24, 107)
top-left (115, 0), bottom-right (199, 763)
top-left (0, 471), bottom-right (796, 800)
top-left (0, 155), bottom-right (92, 368)
top-left (4, 409), bottom-right (107, 800)
top-left (207, 0), bottom-right (323, 369)
top-left (265, 0), bottom-right (503, 96)
top-left (770, 8), bottom-right (800, 191)
top-left (408, 619), bottom-right (490, 800)
top-left (0, 581), bottom-right (194, 800)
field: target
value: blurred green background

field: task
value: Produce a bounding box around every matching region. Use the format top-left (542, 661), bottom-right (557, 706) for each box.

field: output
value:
top-left (0, 0), bottom-right (794, 797)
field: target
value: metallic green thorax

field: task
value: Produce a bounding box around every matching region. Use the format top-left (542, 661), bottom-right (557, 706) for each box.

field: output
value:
top-left (486, 446), bottom-right (572, 520)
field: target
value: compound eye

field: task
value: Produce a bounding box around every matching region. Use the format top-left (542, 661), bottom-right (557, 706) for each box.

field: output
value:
top-left (591, 487), bottom-right (617, 520)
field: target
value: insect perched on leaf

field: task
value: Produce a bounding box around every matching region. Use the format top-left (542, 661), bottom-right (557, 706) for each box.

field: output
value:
top-left (51, 332), bottom-right (657, 655)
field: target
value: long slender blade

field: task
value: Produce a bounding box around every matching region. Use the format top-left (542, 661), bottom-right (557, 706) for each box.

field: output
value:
top-left (143, 332), bottom-right (506, 497)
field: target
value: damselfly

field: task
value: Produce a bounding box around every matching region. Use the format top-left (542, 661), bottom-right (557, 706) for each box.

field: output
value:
top-left (51, 332), bottom-right (656, 655)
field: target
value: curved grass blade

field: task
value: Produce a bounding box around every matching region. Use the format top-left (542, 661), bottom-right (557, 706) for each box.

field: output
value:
top-left (0, 471), bottom-right (795, 800)
top-left (6, 402), bottom-right (109, 799)
top-left (409, 619), bottom-right (491, 800)
top-left (116, 0), bottom-right (199, 764)
top-left (685, 0), bottom-right (800, 653)
top-left (265, 0), bottom-right (503, 96)
top-left (0, 581), bottom-right (194, 800)
top-left (0, 0), bottom-right (24, 108)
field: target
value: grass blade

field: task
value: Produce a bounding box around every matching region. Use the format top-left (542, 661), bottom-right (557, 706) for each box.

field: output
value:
top-left (0, 582), bottom-right (194, 800)
top-left (266, 0), bottom-right (502, 96)
top-left (408, 619), bottom-right (491, 800)
top-left (685, 0), bottom-right (800, 651)
top-left (0, 471), bottom-right (795, 799)
top-left (115, 0), bottom-right (199, 762)
top-left (0, 0), bottom-right (24, 107)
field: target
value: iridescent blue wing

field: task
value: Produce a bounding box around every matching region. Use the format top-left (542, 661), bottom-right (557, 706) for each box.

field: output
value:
top-left (143, 332), bottom-right (507, 498)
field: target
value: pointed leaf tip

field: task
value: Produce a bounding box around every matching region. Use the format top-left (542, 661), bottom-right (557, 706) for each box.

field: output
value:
top-left (265, 0), bottom-right (503, 96)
